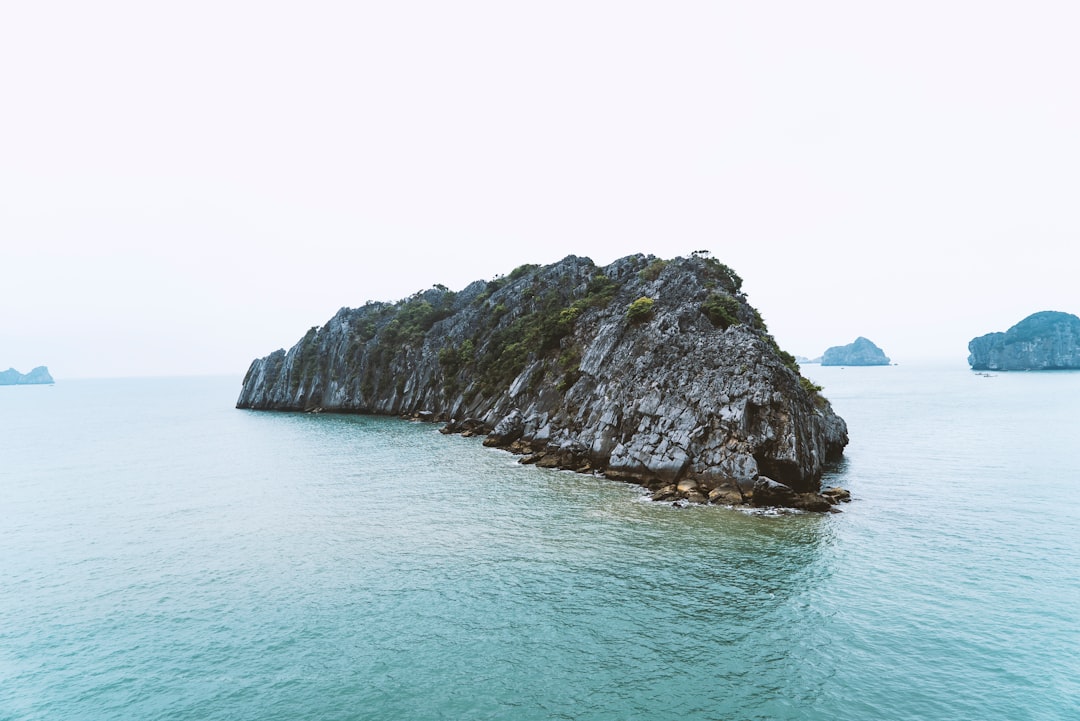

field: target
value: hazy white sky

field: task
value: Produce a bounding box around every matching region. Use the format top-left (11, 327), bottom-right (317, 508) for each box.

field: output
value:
top-left (2, 1), bottom-right (1077, 378)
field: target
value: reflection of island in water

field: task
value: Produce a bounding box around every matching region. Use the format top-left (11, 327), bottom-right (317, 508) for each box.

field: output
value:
top-left (0, 366), bottom-right (54, 385)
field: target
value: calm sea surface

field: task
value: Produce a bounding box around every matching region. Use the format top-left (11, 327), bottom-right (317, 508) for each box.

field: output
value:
top-left (1, 364), bottom-right (1078, 721)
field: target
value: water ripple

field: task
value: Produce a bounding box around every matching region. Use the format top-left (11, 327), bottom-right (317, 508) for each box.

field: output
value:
top-left (2, 372), bottom-right (1079, 720)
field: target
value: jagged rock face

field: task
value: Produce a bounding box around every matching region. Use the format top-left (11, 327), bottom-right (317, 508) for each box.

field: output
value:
top-left (237, 254), bottom-right (848, 493)
top-left (0, 366), bottom-right (54, 385)
top-left (968, 311), bottom-right (1080, 370)
top-left (821, 337), bottom-right (890, 366)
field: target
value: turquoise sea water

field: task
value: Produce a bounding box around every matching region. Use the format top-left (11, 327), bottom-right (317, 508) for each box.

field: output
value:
top-left (1, 365), bottom-right (1078, 721)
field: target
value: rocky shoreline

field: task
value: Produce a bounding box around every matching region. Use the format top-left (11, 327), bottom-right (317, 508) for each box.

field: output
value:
top-left (389, 409), bottom-right (852, 512)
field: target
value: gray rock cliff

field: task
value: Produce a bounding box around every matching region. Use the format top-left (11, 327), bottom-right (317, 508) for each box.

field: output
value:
top-left (968, 311), bottom-right (1080, 370)
top-left (821, 337), bottom-right (890, 366)
top-left (237, 254), bottom-right (849, 508)
top-left (0, 366), bottom-right (54, 385)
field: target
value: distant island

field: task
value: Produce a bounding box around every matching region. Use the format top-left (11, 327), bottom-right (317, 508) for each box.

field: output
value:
top-left (968, 311), bottom-right (1080, 370)
top-left (0, 366), bottom-right (54, 385)
top-left (238, 253), bottom-right (850, 511)
top-left (821, 337), bottom-right (891, 366)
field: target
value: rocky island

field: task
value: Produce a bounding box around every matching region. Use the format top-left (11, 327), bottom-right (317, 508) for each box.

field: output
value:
top-left (968, 311), bottom-right (1080, 370)
top-left (0, 366), bottom-right (54, 385)
top-left (238, 253), bottom-right (849, 511)
top-left (821, 337), bottom-right (891, 366)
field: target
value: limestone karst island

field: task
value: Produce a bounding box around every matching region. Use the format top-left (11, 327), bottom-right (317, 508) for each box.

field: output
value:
top-left (821, 337), bottom-right (891, 366)
top-left (968, 311), bottom-right (1080, 370)
top-left (238, 254), bottom-right (850, 511)
top-left (0, 366), bottom-right (54, 385)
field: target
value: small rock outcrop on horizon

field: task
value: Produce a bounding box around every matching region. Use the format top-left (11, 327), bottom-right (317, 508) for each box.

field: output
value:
top-left (968, 311), bottom-right (1080, 370)
top-left (820, 337), bottom-right (890, 366)
top-left (0, 366), bottom-right (54, 385)
top-left (237, 254), bottom-right (849, 510)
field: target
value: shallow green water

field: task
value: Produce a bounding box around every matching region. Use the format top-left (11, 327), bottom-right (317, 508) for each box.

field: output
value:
top-left (1, 366), bottom-right (1078, 720)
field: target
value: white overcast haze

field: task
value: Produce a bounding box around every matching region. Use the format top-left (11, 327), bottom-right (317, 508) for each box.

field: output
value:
top-left (2, 1), bottom-right (1078, 379)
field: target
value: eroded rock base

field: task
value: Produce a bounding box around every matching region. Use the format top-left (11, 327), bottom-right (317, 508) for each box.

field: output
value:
top-left (434, 413), bottom-right (851, 513)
